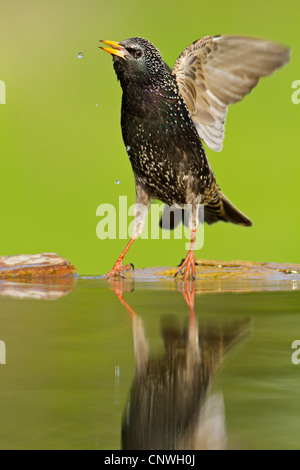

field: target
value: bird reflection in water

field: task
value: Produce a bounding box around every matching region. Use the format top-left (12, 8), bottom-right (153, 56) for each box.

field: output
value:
top-left (109, 280), bottom-right (250, 450)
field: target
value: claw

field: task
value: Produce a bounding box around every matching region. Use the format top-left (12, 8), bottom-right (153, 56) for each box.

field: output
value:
top-left (174, 229), bottom-right (196, 281)
top-left (174, 249), bottom-right (196, 281)
top-left (105, 260), bottom-right (134, 279)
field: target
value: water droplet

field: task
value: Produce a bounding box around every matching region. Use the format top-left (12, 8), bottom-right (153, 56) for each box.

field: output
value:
top-left (95, 104), bottom-right (99, 107)
top-left (77, 52), bottom-right (84, 59)
top-left (115, 179), bottom-right (120, 185)
top-left (125, 146), bottom-right (131, 152)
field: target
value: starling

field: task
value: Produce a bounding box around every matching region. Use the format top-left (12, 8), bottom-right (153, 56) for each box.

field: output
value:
top-left (100, 36), bottom-right (289, 280)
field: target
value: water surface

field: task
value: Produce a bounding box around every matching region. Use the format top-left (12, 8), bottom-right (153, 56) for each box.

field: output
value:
top-left (0, 275), bottom-right (299, 450)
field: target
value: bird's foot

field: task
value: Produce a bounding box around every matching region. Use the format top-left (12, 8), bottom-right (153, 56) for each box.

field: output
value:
top-left (105, 259), bottom-right (134, 279)
top-left (174, 250), bottom-right (196, 281)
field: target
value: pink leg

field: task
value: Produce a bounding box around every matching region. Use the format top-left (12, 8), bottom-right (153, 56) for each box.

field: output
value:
top-left (174, 229), bottom-right (196, 281)
top-left (105, 237), bottom-right (136, 278)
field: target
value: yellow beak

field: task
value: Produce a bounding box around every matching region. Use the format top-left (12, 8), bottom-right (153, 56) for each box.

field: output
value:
top-left (99, 40), bottom-right (127, 59)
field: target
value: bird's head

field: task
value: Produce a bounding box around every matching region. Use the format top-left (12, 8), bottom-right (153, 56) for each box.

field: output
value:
top-left (100, 37), bottom-right (170, 89)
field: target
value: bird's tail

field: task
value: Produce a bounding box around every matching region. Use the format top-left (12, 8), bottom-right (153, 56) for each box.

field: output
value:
top-left (204, 188), bottom-right (252, 226)
top-left (159, 188), bottom-right (252, 229)
top-left (204, 188), bottom-right (252, 227)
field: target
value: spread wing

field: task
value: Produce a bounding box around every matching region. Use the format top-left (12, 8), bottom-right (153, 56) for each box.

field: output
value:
top-left (173, 35), bottom-right (290, 152)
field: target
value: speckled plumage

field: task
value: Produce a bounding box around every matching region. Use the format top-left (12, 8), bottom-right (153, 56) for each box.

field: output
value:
top-left (120, 61), bottom-right (213, 208)
top-left (100, 35), bottom-right (289, 278)
top-left (108, 37), bottom-right (258, 228)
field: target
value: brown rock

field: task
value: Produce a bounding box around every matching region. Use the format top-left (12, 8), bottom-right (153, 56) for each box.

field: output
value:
top-left (0, 253), bottom-right (77, 279)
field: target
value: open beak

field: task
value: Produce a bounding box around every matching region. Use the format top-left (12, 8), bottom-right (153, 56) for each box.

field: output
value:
top-left (99, 40), bottom-right (127, 59)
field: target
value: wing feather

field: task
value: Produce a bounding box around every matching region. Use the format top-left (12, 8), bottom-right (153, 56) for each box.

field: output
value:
top-left (173, 35), bottom-right (290, 152)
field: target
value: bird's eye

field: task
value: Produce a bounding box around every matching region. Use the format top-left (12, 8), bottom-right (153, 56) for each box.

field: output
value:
top-left (134, 49), bottom-right (143, 59)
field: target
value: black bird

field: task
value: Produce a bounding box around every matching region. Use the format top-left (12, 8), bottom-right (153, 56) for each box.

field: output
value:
top-left (100, 36), bottom-right (289, 280)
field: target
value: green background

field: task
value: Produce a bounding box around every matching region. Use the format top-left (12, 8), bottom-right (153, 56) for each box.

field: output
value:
top-left (0, 0), bottom-right (299, 275)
